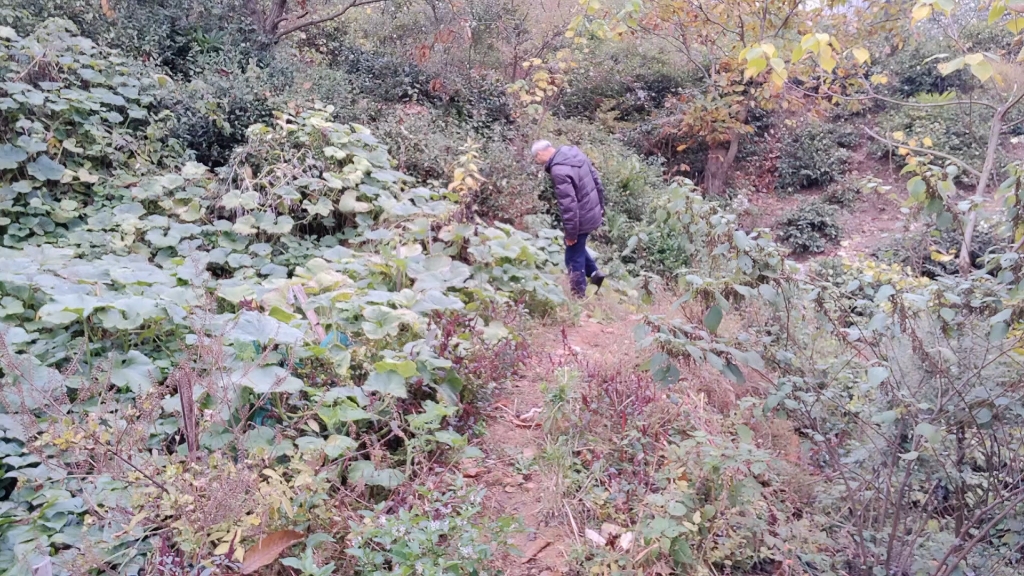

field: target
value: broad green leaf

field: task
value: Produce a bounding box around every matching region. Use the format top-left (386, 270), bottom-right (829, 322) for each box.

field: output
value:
top-left (915, 422), bottom-right (942, 444)
top-left (907, 176), bottom-right (927, 198)
top-left (990, 321), bottom-right (1010, 343)
top-left (736, 424), bottom-right (753, 445)
top-left (363, 370), bottom-right (408, 398)
top-left (0, 144), bottom-right (27, 169)
top-left (296, 436), bottom-right (325, 453)
top-left (867, 366), bottom-right (889, 387)
top-left (872, 410), bottom-right (898, 424)
top-left (703, 305), bottom-right (723, 334)
top-left (230, 366), bottom-right (303, 394)
top-left (347, 461), bottom-right (405, 488)
top-left (226, 311), bottom-right (305, 345)
top-left (723, 362), bottom-right (746, 384)
top-left (111, 351), bottom-right (158, 393)
top-left (26, 155), bottom-right (66, 180)
top-left (375, 359), bottom-right (418, 378)
top-left (974, 407), bottom-right (993, 425)
top-left (324, 434), bottom-right (357, 459)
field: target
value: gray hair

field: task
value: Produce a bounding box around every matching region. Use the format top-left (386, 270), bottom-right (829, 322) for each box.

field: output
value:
top-left (530, 140), bottom-right (553, 155)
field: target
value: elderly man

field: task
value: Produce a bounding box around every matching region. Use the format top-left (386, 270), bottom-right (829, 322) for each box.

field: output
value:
top-left (532, 140), bottom-right (607, 297)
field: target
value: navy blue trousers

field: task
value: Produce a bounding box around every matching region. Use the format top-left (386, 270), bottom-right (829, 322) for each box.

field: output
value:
top-left (565, 233), bottom-right (598, 297)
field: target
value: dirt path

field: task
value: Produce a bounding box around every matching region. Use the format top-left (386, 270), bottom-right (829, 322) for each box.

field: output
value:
top-left (473, 307), bottom-right (632, 576)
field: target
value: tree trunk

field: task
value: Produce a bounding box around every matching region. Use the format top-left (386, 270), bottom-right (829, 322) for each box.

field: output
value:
top-left (958, 92), bottom-right (1021, 274)
top-left (704, 146), bottom-right (730, 197)
top-left (702, 104), bottom-right (747, 198)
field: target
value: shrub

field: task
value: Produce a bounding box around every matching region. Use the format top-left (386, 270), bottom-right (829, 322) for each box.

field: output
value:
top-left (775, 122), bottom-right (854, 193)
top-left (871, 94), bottom-right (991, 175)
top-left (874, 223), bottom-right (1001, 277)
top-left (3, 0), bottom-right (266, 79)
top-left (876, 40), bottom-right (970, 99)
top-left (822, 179), bottom-right (861, 206)
top-left (165, 86), bottom-right (275, 169)
top-left (298, 28), bottom-right (512, 125)
top-left (778, 201), bottom-right (841, 253)
top-left (556, 43), bottom-right (698, 120)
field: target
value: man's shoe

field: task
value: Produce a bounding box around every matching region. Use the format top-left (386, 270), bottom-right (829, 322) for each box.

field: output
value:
top-left (589, 271), bottom-right (606, 290)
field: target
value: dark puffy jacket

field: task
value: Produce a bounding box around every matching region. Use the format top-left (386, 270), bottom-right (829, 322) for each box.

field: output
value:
top-left (545, 146), bottom-right (606, 242)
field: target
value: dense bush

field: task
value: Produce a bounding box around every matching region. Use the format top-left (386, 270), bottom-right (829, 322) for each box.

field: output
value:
top-left (556, 44), bottom-right (698, 120)
top-left (777, 201), bottom-right (841, 253)
top-left (875, 41), bottom-right (971, 99)
top-left (874, 223), bottom-right (1001, 277)
top-left (822, 179), bottom-right (861, 206)
top-left (299, 27), bottom-right (512, 125)
top-left (775, 122), bottom-right (854, 193)
top-left (0, 19), bottom-right (571, 574)
top-left (2, 0), bottom-right (267, 79)
top-left (871, 94), bottom-right (991, 174)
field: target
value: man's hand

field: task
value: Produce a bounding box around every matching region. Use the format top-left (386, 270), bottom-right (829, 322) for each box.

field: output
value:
top-left (566, 238), bottom-right (577, 246)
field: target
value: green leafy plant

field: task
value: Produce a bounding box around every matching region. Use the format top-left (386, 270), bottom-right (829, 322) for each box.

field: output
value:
top-left (344, 478), bottom-right (518, 575)
top-left (777, 201), bottom-right (841, 253)
top-left (775, 122), bottom-right (854, 194)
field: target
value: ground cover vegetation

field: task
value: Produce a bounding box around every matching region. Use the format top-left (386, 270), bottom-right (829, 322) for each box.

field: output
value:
top-left (2, 1), bottom-right (1024, 575)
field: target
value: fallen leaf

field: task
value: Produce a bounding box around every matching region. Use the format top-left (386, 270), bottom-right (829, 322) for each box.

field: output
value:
top-left (512, 418), bottom-right (540, 428)
top-left (520, 539), bottom-right (551, 563)
top-left (585, 528), bottom-right (607, 547)
top-left (240, 530), bottom-right (304, 574)
top-left (518, 407), bottom-right (541, 421)
top-left (462, 467), bottom-right (486, 478)
top-left (601, 523), bottom-right (623, 538)
top-left (618, 531), bottom-right (635, 552)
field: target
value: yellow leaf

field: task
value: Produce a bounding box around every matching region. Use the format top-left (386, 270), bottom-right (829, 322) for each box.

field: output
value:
top-left (931, 251), bottom-right (954, 263)
top-left (898, 147), bottom-right (910, 156)
top-left (912, 4), bottom-right (933, 24)
top-left (892, 131), bottom-right (906, 141)
top-left (990, 3), bottom-right (1007, 23)
top-left (240, 530), bottom-right (305, 574)
top-left (852, 47), bottom-right (870, 64)
top-left (964, 53), bottom-right (984, 66)
top-left (760, 43), bottom-right (777, 58)
top-left (870, 73), bottom-right (889, 85)
top-left (970, 59), bottom-right (994, 82)
top-left (819, 51), bottom-right (837, 73)
top-left (214, 541), bottom-right (231, 556)
top-left (908, 138), bottom-right (918, 147)
top-left (923, 137), bottom-right (933, 147)
top-left (769, 57), bottom-right (785, 72)
top-left (1008, 17), bottom-right (1024, 33)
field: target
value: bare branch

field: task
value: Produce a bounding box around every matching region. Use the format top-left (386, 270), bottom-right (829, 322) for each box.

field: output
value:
top-left (786, 81), bottom-right (1001, 112)
top-left (274, 0), bottom-right (389, 39)
top-left (862, 126), bottom-right (982, 178)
